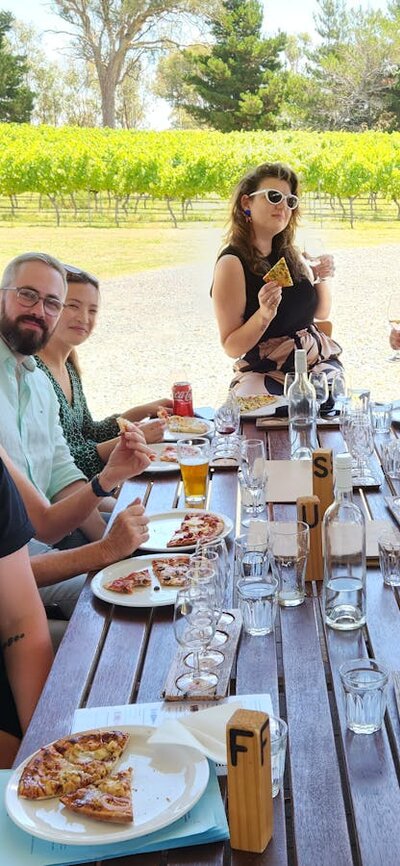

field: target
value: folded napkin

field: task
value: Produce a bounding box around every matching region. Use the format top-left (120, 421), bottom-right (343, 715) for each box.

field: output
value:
top-left (148, 701), bottom-right (242, 763)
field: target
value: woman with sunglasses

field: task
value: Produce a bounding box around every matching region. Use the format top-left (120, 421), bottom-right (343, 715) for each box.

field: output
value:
top-left (212, 162), bottom-right (342, 396)
top-left (36, 265), bottom-right (172, 481)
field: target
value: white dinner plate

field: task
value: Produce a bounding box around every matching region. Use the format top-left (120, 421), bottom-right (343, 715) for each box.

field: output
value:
top-left (5, 725), bottom-right (209, 846)
top-left (164, 419), bottom-right (214, 441)
top-left (139, 509), bottom-right (233, 552)
top-left (91, 553), bottom-right (191, 608)
top-left (239, 396), bottom-right (288, 418)
top-left (143, 442), bottom-right (180, 473)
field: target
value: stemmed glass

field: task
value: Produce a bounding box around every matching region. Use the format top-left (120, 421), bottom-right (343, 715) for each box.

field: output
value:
top-left (283, 372), bottom-right (295, 398)
top-left (309, 371), bottom-right (329, 418)
top-left (173, 585), bottom-right (218, 694)
top-left (387, 294), bottom-right (400, 361)
top-left (331, 371), bottom-right (347, 408)
top-left (196, 537), bottom-right (233, 628)
top-left (213, 393), bottom-right (241, 459)
top-left (347, 413), bottom-right (376, 485)
top-left (240, 439), bottom-right (267, 518)
top-left (186, 556), bottom-right (225, 668)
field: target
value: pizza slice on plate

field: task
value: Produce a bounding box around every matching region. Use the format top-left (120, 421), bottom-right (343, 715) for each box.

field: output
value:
top-left (60, 767), bottom-right (133, 824)
top-left (18, 730), bottom-right (130, 801)
top-left (236, 395), bottom-right (277, 412)
top-left (158, 445), bottom-right (178, 463)
top-left (151, 555), bottom-right (191, 586)
top-left (167, 416), bottom-right (209, 435)
top-left (263, 256), bottom-right (293, 288)
top-left (167, 512), bottom-right (225, 548)
top-left (104, 569), bottom-right (152, 594)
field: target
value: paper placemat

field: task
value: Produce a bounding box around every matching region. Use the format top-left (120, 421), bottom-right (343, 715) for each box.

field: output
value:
top-left (265, 460), bottom-right (313, 502)
top-left (0, 765), bottom-right (228, 866)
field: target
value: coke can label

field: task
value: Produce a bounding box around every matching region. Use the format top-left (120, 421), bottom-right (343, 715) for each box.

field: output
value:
top-left (173, 382), bottom-right (194, 416)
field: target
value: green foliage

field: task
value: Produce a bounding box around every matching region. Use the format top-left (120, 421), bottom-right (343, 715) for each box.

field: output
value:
top-left (180, 0), bottom-right (287, 131)
top-left (0, 11), bottom-right (33, 122)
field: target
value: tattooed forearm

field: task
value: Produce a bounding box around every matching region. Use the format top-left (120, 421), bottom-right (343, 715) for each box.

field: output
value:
top-left (2, 633), bottom-right (25, 651)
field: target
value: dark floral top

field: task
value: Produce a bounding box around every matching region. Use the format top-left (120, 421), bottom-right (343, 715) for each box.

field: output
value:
top-left (35, 358), bottom-right (119, 479)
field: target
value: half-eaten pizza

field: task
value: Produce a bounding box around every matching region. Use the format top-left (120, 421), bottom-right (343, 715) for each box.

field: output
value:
top-left (104, 569), bottom-right (152, 594)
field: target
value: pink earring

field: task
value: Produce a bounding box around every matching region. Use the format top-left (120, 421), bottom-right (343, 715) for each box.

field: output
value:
top-left (243, 208), bottom-right (252, 223)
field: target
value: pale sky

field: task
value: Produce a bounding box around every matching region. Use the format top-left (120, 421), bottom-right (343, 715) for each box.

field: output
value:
top-left (6, 0), bottom-right (392, 128)
top-left (8, 0), bottom-right (391, 45)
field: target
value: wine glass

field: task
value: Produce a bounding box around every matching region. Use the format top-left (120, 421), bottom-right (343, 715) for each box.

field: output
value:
top-left (196, 537), bottom-right (233, 628)
top-left (213, 393), bottom-right (241, 459)
top-left (331, 371), bottom-right (347, 406)
top-left (309, 371), bottom-right (329, 418)
top-left (186, 556), bottom-right (225, 668)
top-left (240, 439), bottom-right (267, 517)
top-left (348, 413), bottom-right (376, 485)
top-left (283, 372), bottom-right (295, 398)
top-left (173, 585), bottom-right (218, 694)
top-left (387, 294), bottom-right (400, 361)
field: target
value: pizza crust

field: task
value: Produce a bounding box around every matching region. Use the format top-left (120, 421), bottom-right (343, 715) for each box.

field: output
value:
top-left (60, 768), bottom-right (133, 824)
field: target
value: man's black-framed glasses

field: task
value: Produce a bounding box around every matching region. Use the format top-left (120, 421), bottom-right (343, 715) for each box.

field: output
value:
top-left (249, 188), bottom-right (299, 210)
top-left (3, 286), bottom-right (65, 317)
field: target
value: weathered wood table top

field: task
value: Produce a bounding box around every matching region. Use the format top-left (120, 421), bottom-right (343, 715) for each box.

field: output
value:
top-left (14, 420), bottom-right (400, 866)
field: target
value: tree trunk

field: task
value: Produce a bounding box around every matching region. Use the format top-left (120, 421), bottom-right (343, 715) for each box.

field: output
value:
top-left (99, 72), bottom-right (117, 128)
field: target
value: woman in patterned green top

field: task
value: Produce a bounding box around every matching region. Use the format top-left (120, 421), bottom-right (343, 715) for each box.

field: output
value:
top-left (36, 265), bottom-right (172, 480)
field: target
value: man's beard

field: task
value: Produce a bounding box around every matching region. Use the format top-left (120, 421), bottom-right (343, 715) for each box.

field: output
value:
top-left (0, 308), bottom-right (51, 355)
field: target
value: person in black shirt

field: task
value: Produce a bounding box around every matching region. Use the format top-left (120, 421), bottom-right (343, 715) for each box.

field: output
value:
top-left (0, 459), bottom-right (53, 767)
top-left (212, 161), bottom-right (343, 395)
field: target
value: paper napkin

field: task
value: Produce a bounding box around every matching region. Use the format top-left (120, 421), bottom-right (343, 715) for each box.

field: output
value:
top-left (148, 701), bottom-right (242, 763)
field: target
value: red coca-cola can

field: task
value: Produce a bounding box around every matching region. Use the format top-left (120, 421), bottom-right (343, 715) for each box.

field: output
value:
top-left (172, 381), bottom-right (194, 416)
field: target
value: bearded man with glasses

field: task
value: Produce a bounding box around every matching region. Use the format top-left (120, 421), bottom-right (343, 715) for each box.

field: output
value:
top-left (0, 253), bottom-right (152, 636)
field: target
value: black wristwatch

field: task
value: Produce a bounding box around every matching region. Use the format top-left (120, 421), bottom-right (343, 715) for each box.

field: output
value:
top-left (91, 474), bottom-right (118, 497)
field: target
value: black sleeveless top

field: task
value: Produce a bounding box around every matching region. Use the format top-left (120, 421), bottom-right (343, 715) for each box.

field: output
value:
top-left (217, 245), bottom-right (318, 341)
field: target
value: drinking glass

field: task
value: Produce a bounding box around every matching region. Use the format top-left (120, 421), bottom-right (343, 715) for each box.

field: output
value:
top-left (347, 413), bottom-right (376, 485)
top-left (214, 395), bottom-right (240, 438)
top-left (237, 574), bottom-right (278, 636)
top-left (387, 293), bottom-right (400, 361)
top-left (378, 529), bottom-right (400, 587)
top-left (339, 659), bottom-right (389, 734)
top-left (177, 437), bottom-right (210, 508)
top-left (240, 439), bottom-right (267, 520)
top-left (283, 372), bottom-right (295, 398)
top-left (173, 585), bottom-right (218, 693)
top-left (331, 371), bottom-right (347, 406)
top-left (186, 559), bottom-right (225, 667)
top-left (196, 537), bottom-right (232, 615)
top-left (270, 520), bottom-right (309, 607)
top-left (309, 371), bottom-right (329, 417)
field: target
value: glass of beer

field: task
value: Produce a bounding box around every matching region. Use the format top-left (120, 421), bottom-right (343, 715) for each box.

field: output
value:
top-left (177, 437), bottom-right (210, 508)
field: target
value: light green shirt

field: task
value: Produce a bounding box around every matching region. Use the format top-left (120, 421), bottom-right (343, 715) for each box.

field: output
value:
top-left (0, 337), bottom-right (85, 501)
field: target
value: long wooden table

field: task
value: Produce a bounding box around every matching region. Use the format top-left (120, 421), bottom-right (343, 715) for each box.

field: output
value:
top-left (14, 420), bottom-right (400, 866)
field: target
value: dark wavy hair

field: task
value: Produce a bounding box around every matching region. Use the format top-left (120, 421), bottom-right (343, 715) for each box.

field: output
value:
top-left (226, 162), bottom-right (306, 281)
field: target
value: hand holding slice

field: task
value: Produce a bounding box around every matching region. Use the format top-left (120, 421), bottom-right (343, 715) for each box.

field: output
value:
top-left (263, 257), bottom-right (293, 288)
top-left (60, 768), bottom-right (133, 824)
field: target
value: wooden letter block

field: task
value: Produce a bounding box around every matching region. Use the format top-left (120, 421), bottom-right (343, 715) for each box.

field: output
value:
top-left (297, 495), bottom-right (323, 582)
top-left (312, 449), bottom-right (334, 518)
top-left (226, 709), bottom-right (273, 853)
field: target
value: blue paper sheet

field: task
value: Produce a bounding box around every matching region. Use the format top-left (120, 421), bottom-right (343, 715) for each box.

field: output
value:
top-left (0, 763), bottom-right (228, 866)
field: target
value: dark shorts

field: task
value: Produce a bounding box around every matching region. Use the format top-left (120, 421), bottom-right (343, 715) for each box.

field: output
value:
top-left (0, 651), bottom-right (21, 739)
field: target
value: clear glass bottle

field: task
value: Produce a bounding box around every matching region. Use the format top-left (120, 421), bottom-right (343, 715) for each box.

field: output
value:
top-left (322, 452), bottom-right (366, 630)
top-left (288, 349), bottom-right (317, 459)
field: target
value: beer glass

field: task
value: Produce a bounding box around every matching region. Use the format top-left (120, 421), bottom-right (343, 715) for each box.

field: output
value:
top-left (177, 437), bottom-right (210, 508)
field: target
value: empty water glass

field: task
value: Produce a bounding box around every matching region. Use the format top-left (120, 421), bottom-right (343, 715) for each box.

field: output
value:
top-left (378, 529), bottom-right (400, 586)
top-left (270, 520), bottom-right (309, 607)
top-left (370, 401), bottom-right (392, 434)
top-left (270, 716), bottom-right (288, 797)
top-left (237, 574), bottom-right (278, 636)
top-left (381, 439), bottom-right (400, 480)
top-left (339, 659), bottom-right (389, 734)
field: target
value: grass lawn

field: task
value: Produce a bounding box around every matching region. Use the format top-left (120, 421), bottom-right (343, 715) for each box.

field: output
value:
top-left (0, 220), bottom-right (398, 279)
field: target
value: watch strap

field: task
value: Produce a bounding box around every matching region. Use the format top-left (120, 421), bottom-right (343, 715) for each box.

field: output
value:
top-left (91, 474), bottom-right (117, 497)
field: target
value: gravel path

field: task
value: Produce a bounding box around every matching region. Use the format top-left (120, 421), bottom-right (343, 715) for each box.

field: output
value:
top-left (79, 243), bottom-right (399, 418)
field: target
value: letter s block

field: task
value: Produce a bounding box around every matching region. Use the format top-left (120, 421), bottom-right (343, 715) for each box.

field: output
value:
top-left (226, 709), bottom-right (273, 853)
top-left (312, 449), bottom-right (333, 518)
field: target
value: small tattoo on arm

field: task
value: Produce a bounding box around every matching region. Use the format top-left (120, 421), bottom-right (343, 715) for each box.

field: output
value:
top-left (2, 633), bottom-right (25, 651)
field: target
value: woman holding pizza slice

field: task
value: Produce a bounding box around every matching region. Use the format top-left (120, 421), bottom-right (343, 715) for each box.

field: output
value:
top-left (212, 161), bottom-right (343, 396)
top-left (36, 264), bottom-right (173, 481)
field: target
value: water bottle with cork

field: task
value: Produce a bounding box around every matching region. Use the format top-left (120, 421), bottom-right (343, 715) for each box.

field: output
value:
top-left (322, 452), bottom-right (366, 630)
top-left (288, 349), bottom-right (317, 459)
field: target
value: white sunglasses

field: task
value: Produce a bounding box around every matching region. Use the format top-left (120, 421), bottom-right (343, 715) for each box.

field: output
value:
top-left (249, 188), bottom-right (299, 210)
